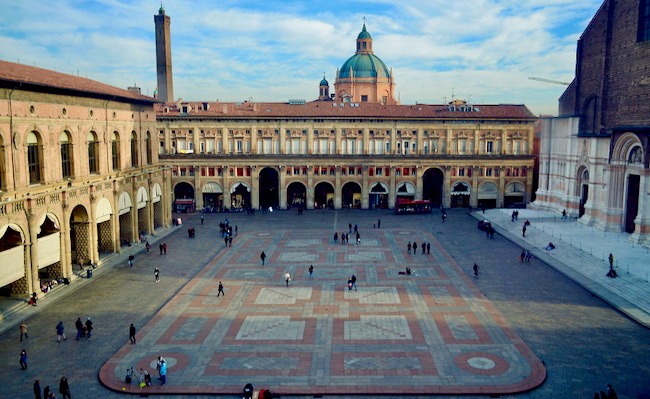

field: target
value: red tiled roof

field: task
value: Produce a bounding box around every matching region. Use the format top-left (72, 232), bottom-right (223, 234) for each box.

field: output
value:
top-left (0, 60), bottom-right (156, 103)
top-left (156, 100), bottom-right (537, 120)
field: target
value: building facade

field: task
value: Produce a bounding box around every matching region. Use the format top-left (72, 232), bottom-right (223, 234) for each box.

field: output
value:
top-left (0, 61), bottom-right (172, 299)
top-left (533, 0), bottom-right (650, 246)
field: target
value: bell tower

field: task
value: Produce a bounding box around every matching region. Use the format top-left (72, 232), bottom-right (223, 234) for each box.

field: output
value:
top-left (154, 4), bottom-right (174, 103)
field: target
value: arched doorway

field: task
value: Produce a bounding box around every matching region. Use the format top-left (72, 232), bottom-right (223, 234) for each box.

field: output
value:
top-left (95, 198), bottom-right (114, 255)
top-left (625, 146), bottom-right (643, 233)
top-left (576, 169), bottom-right (589, 218)
top-left (342, 182), bottom-right (362, 209)
top-left (451, 182), bottom-right (471, 208)
top-left (287, 182), bottom-right (306, 208)
top-left (314, 182), bottom-right (334, 209)
top-left (37, 213), bottom-right (62, 281)
top-left (231, 182), bottom-right (251, 210)
top-left (477, 182), bottom-right (498, 209)
top-left (422, 168), bottom-right (444, 207)
top-left (369, 182), bottom-right (388, 209)
top-left (0, 224), bottom-right (26, 296)
top-left (174, 182), bottom-right (195, 213)
top-left (202, 182), bottom-right (223, 212)
top-left (396, 182), bottom-right (416, 201)
top-left (259, 168), bottom-right (279, 209)
top-left (151, 183), bottom-right (164, 228)
top-left (504, 182), bottom-right (525, 208)
top-left (118, 192), bottom-right (133, 246)
top-left (69, 205), bottom-right (91, 266)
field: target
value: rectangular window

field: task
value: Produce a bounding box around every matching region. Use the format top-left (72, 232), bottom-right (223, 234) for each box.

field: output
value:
top-left (28, 144), bottom-right (41, 183)
top-left (88, 141), bottom-right (98, 174)
top-left (209, 168), bottom-right (216, 177)
top-left (486, 168), bottom-right (493, 177)
top-left (361, 95), bottom-right (368, 102)
top-left (180, 168), bottom-right (186, 176)
top-left (640, 0), bottom-right (650, 41)
top-left (111, 141), bottom-right (119, 171)
top-left (236, 140), bottom-right (243, 153)
top-left (459, 168), bottom-right (465, 177)
top-left (61, 144), bottom-right (72, 178)
top-left (376, 167), bottom-right (382, 176)
top-left (486, 141), bottom-right (493, 153)
top-left (130, 138), bottom-right (138, 167)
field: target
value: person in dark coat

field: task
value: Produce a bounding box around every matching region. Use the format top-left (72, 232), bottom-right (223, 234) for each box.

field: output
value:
top-left (75, 317), bottom-right (83, 340)
top-left (59, 376), bottom-right (71, 399)
top-left (260, 251), bottom-right (267, 265)
top-left (33, 380), bottom-right (41, 399)
top-left (129, 323), bottom-right (136, 344)
top-left (85, 318), bottom-right (93, 338)
top-left (20, 349), bottom-right (27, 370)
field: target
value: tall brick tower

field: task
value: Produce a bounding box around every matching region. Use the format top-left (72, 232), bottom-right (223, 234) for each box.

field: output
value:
top-left (154, 4), bottom-right (173, 103)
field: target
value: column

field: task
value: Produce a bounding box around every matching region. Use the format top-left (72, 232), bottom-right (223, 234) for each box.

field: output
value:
top-left (388, 166), bottom-right (397, 209)
top-left (334, 166), bottom-right (342, 209)
top-left (417, 128), bottom-right (424, 156)
top-left (471, 166), bottom-right (479, 207)
top-left (414, 166), bottom-right (423, 200)
top-left (335, 127), bottom-right (342, 155)
top-left (222, 166), bottom-right (231, 210)
top-left (27, 214), bottom-right (39, 295)
top-left (194, 167), bottom-right (203, 210)
top-left (498, 166), bottom-right (506, 207)
top-left (361, 165), bottom-right (369, 209)
top-left (307, 127), bottom-right (314, 155)
top-left (363, 127), bottom-right (370, 155)
top-left (443, 166), bottom-right (452, 208)
top-left (88, 190), bottom-right (99, 264)
top-left (306, 170), bottom-right (314, 209)
top-left (445, 128), bottom-right (452, 155)
top-left (251, 166), bottom-right (260, 210)
top-left (279, 166), bottom-right (287, 209)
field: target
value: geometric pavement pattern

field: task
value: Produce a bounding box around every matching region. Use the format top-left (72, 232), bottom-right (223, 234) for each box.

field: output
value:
top-left (100, 228), bottom-right (546, 395)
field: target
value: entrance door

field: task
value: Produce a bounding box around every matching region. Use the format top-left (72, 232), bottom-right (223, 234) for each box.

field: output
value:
top-left (625, 175), bottom-right (640, 233)
top-left (579, 184), bottom-right (588, 217)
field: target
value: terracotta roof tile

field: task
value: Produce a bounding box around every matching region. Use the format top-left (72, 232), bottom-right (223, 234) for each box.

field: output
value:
top-left (156, 100), bottom-right (536, 120)
top-left (0, 60), bottom-right (156, 103)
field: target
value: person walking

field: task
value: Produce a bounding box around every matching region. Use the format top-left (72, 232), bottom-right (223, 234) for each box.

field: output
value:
top-left (407, 241), bottom-right (412, 254)
top-left (200, 215), bottom-right (204, 225)
top-left (608, 253), bottom-right (614, 269)
top-left (75, 317), bottom-right (83, 340)
top-left (350, 274), bottom-right (357, 291)
top-left (562, 209), bottom-right (567, 219)
top-left (522, 225), bottom-right (526, 237)
top-left (309, 265), bottom-right (314, 279)
top-left (442, 212), bottom-right (447, 223)
top-left (33, 380), bottom-right (42, 399)
top-left (260, 251), bottom-right (267, 265)
top-left (285, 272), bottom-right (291, 287)
top-left (217, 281), bottom-right (225, 297)
top-left (128, 254), bottom-right (135, 267)
top-left (473, 263), bottom-right (480, 279)
top-left (156, 356), bottom-right (165, 380)
top-left (377, 218), bottom-right (381, 229)
top-left (85, 318), bottom-right (93, 338)
top-left (524, 250), bottom-right (531, 262)
top-left (20, 320), bottom-right (28, 342)
top-left (426, 242), bottom-right (431, 254)
top-left (20, 349), bottom-right (27, 370)
top-left (412, 242), bottom-right (417, 255)
top-left (145, 242), bottom-right (150, 254)
top-left (163, 243), bottom-right (167, 255)
top-left (59, 377), bottom-right (71, 399)
top-left (159, 243), bottom-right (164, 255)
top-left (56, 321), bottom-right (67, 342)
top-left (154, 268), bottom-right (160, 283)
top-left (129, 323), bottom-right (136, 344)
top-left (422, 243), bottom-right (426, 254)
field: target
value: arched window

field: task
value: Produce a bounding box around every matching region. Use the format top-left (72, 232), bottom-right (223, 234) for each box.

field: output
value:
top-left (27, 131), bottom-right (43, 184)
top-left (111, 132), bottom-right (120, 171)
top-left (145, 131), bottom-right (152, 165)
top-left (60, 131), bottom-right (73, 179)
top-left (130, 131), bottom-right (139, 167)
top-left (87, 131), bottom-right (99, 174)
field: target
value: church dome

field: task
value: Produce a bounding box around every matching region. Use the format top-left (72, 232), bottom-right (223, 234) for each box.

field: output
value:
top-left (357, 24), bottom-right (372, 40)
top-left (339, 54), bottom-right (391, 79)
top-left (320, 76), bottom-right (329, 86)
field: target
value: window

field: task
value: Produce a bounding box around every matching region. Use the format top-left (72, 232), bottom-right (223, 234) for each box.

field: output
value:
top-left (145, 132), bottom-right (152, 165)
top-left (486, 168), bottom-right (493, 177)
top-left (27, 132), bottom-right (42, 183)
top-left (459, 168), bottom-right (465, 177)
top-left (486, 141), bottom-right (493, 153)
top-left (112, 132), bottom-right (120, 171)
top-left (88, 132), bottom-right (99, 174)
top-left (60, 132), bottom-right (73, 178)
top-left (640, 0), bottom-right (650, 41)
top-left (130, 132), bottom-right (139, 167)
top-left (361, 95), bottom-right (368, 102)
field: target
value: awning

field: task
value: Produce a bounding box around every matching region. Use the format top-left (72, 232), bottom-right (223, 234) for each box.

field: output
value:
top-left (203, 182), bottom-right (223, 194)
top-left (151, 183), bottom-right (162, 204)
top-left (96, 198), bottom-right (112, 223)
top-left (118, 192), bottom-right (132, 215)
top-left (396, 182), bottom-right (415, 194)
top-left (370, 182), bottom-right (388, 194)
top-left (137, 186), bottom-right (149, 209)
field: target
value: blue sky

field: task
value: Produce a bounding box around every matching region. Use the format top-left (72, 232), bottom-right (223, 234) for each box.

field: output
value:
top-left (0, 0), bottom-right (603, 115)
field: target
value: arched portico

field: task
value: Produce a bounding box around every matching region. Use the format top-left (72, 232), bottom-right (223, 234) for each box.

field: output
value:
top-left (422, 168), bottom-right (444, 207)
top-left (70, 205), bottom-right (92, 267)
top-left (477, 182), bottom-right (498, 209)
top-left (342, 182), bottom-right (362, 209)
top-left (231, 182), bottom-right (251, 210)
top-left (202, 181), bottom-right (223, 211)
top-left (314, 181), bottom-right (335, 209)
top-left (396, 182), bottom-right (416, 201)
top-left (369, 182), bottom-right (388, 209)
top-left (118, 191), bottom-right (133, 245)
top-left (0, 224), bottom-right (27, 297)
top-left (451, 182), bottom-right (471, 208)
top-left (504, 182), bottom-right (526, 208)
top-left (96, 197), bottom-right (113, 254)
top-left (287, 181), bottom-right (306, 208)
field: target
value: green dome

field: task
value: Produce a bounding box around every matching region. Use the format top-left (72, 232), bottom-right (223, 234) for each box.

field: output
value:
top-left (320, 77), bottom-right (329, 86)
top-left (339, 54), bottom-right (390, 79)
top-left (357, 24), bottom-right (372, 40)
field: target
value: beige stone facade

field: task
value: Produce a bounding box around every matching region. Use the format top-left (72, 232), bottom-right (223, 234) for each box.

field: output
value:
top-left (158, 100), bottom-right (536, 212)
top-left (0, 61), bottom-right (172, 298)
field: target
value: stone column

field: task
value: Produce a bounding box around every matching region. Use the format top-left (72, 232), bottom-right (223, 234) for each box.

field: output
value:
top-left (194, 167), bottom-right (203, 210)
top-left (388, 166), bottom-right (397, 209)
top-left (414, 166), bottom-right (423, 200)
top-left (307, 127), bottom-right (314, 155)
top-left (334, 166), bottom-right (342, 209)
top-left (27, 213), bottom-right (39, 295)
top-left (306, 169), bottom-right (314, 209)
top-left (251, 166), bottom-right (259, 210)
top-left (222, 166), bottom-right (231, 210)
top-left (361, 165), bottom-right (369, 209)
top-left (443, 166), bottom-right (452, 208)
top-left (498, 166), bottom-right (506, 207)
top-left (279, 166), bottom-right (287, 209)
top-left (471, 167), bottom-right (479, 207)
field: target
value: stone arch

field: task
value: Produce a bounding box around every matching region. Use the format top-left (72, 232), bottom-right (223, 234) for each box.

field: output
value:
top-left (612, 132), bottom-right (643, 163)
top-left (136, 186), bottom-right (150, 236)
top-left (0, 223), bottom-right (27, 295)
top-left (422, 167), bottom-right (444, 206)
top-left (201, 181), bottom-right (223, 211)
top-left (314, 181), bottom-right (335, 209)
top-left (478, 182), bottom-right (498, 208)
top-left (575, 165), bottom-right (589, 217)
top-left (69, 204), bottom-right (91, 266)
top-left (369, 182), bottom-right (389, 209)
top-left (151, 182), bottom-right (164, 228)
top-left (36, 212), bottom-right (63, 279)
top-left (451, 181), bottom-right (471, 208)
top-left (231, 182), bottom-right (251, 210)
top-left (259, 167), bottom-right (279, 209)
top-left (118, 191), bottom-right (133, 245)
top-left (342, 181), bottom-right (362, 208)
top-left (287, 181), bottom-right (306, 207)
top-left (96, 197), bottom-right (114, 253)
top-left (396, 182), bottom-right (416, 199)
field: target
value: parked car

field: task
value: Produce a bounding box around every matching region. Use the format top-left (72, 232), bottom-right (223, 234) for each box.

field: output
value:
top-left (478, 220), bottom-right (492, 231)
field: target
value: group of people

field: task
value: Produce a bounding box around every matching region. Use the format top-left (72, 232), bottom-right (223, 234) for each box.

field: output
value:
top-left (33, 377), bottom-right (71, 399)
top-left (74, 317), bottom-right (93, 340)
top-left (519, 249), bottom-right (532, 262)
top-left (406, 241), bottom-right (431, 255)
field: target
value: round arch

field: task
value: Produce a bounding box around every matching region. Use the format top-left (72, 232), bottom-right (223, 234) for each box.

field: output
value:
top-left (0, 223), bottom-right (27, 290)
top-left (259, 167), bottom-right (279, 209)
top-left (451, 181), bottom-right (471, 208)
top-left (231, 182), bottom-right (251, 210)
top-left (612, 132), bottom-right (643, 163)
top-left (504, 181), bottom-right (526, 208)
top-left (287, 181), bottom-right (306, 208)
top-left (136, 186), bottom-right (149, 209)
top-left (70, 204), bottom-right (91, 266)
top-left (174, 182), bottom-right (195, 213)
top-left (369, 182), bottom-right (388, 209)
top-left (202, 181), bottom-right (223, 211)
top-left (314, 181), bottom-right (335, 209)
top-left (342, 181), bottom-right (362, 208)
top-left (478, 182), bottom-right (498, 209)
top-left (396, 182), bottom-right (416, 199)
top-left (422, 167), bottom-right (444, 206)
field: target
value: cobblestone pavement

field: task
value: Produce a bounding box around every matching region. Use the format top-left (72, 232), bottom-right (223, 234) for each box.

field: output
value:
top-left (1, 209), bottom-right (649, 399)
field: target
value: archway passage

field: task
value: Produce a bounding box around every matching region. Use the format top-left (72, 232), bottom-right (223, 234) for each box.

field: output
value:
top-left (69, 205), bottom-right (91, 267)
top-left (396, 182), bottom-right (416, 202)
top-left (259, 168), bottom-right (279, 209)
top-left (451, 182), bottom-right (471, 208)
top-left (231, 183), bottom-right (251, 210)
top-left (174, 182), bottom-right (195, 213)
top-left (287, 182), bottom-right (306, 209)
top-left (369, 182), bottom-right (388, 209)
top-left (422, 168), bottom-right (444, 207)
top-left (477, 182), bottom-right (498, 209)
top-left (342, 182), bottom-right (362, 209)
top-left (625, 175), bottom-right (640, 233)
top-left (504, 182), bottom-right (525, 208)
top-left (0, 225), bottom-right (25, 297)
top-left (37, 214), bottom-right (62, 282)
top-left (202, 182), bottom-right (223, 212)
top-left (314, 182), bottom-right (334, 209)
